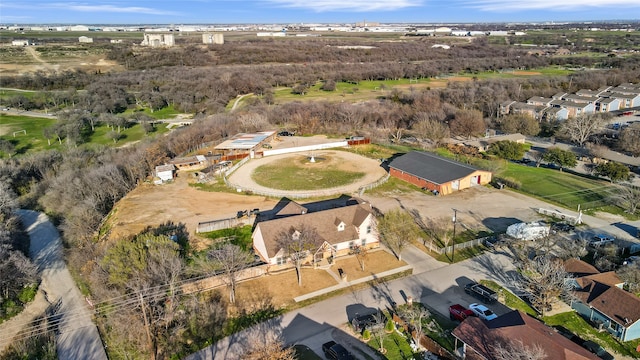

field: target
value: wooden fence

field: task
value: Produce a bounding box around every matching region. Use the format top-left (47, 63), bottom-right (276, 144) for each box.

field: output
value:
top-left (196, 216), bottom-right (254, 233)
top-left (419, 236), bottom-right (490, 255)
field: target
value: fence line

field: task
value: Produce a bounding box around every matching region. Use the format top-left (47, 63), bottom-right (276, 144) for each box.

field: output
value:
top-left (419, 236), bottom-right (491, 255)
top-left (358, 173), bottom-right (390, 196)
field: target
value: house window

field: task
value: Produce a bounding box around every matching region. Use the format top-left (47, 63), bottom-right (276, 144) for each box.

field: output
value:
top-left (366, 225), bottom-right (372, 234)
top-left (276, 257), bottom-right (286, 265)
top-left (361, 239), bottom-right (366, 246)
top-left (348, 241), bottom-right (355, 249)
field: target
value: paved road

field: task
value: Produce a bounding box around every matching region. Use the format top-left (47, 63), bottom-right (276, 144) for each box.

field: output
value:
top-left (526, 136), bottom-right (640, 168)
top-left (0, 210), bottom-right (107, 360)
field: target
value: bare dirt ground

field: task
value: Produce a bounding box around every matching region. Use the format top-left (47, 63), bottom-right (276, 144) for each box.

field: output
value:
top-left (511, 70), bottom-right (542, 76)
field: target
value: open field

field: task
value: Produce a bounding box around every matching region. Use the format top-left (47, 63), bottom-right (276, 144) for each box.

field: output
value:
top-left (0, 114), bottom-right (169, 157)
top-left (498, 163), bottom-right (618, 211)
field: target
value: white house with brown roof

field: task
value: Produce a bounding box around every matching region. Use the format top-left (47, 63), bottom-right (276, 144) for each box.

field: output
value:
top-left (565, 259), bottom-right (640, 341)
top-left (155, 164), bottom-right (176, 183)
top-left (252, 199), bottom-right (378, 266)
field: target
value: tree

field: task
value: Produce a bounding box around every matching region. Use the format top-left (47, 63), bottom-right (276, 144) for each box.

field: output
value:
top-left (241, 328), bottom-right (295, 360)
top-left (488, 140), bottom-right (526, 160)
top-left (206, 243), bottom-right (253, 304)
top-left (397, 303), bottom-right (439, 344)
top-left (427, 217), bottom-right (453, 252)
top-left (493, 339), bottom-right (547, 360)
top-left (412, 116), bottom-right (450, 147)
top-left (515, 255), bottom-right (573, 315)
top-left (617, 263), bottom-right (640, 295)
top-left (543, 147), bottom-right (577, 171)
top-left (560, 114), bottom-right (606, 147)
top-left (321, 79), bottom-right (336, 91)
top-left (107, 130), bottom-right (123, 143)
top-left (609, 185), bottom-right (640, 215)
top-left (618, 127), bottom-right (640, 156)
top-left (594, 161), bottom-right (630, 183)
top-left (378, 208), bottom-right (419, 261)
top-left (349, 245), bottom-right (369, 271)
top-left (498, 113), bottom-right (540, 136)
top-left (276, 224), bottom-right (323, 286)
top-left (450, 109), bottom-right (485, 139)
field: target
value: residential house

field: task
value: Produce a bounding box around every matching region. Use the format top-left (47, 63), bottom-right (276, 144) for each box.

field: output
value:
top-left (570, 269), bottom-right (640, 341)
top-left (510, 102), bottom-right (546, 119)
top-left (499, 100), bottom-right (516, 116)
top-left (452, 310), bottom-right (599, 360)
top-left (252, 199), bottom-right (378, 266)
top-left (595, 97), bottom-right (620, 112)
top-left (169, 155), bottom-right (208, 171)
top-left (549, 100), bottom-right (595, 118)
top-left (463, 133), bottom-right (526, 152)
top-left (601, 92), bottom-right (640, 109)
top-left (541, 106), bottom-right (569, 121)
top-left (389, 151), bottom-right (492, 195)
top-left (527, 97), bottom-right (553, 107)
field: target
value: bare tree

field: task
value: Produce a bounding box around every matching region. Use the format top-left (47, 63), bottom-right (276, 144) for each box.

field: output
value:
top-left (493, 339), bottom-right (547, 360)
top-left (397, 303), bottom-right (439, 345)
top-left (241, 327), bottom-right (295, 360)
top-left (609, 185), bottom-right (640, 215)
top-left (371, 311), bottom-right (387, 354)
top-left (378, 208), bottom-right (419, 261)
top-left (206, 243), bottom-right (253, 304)
top-left (514, 255), bottom-right (574, 315)
top-left (617, 263), bottom-right (640, 295)
top-left (450, 109), bottom-right (485, 139)
top-left (618, 126), bottom-right (640, 156)
top-left (593, 243), bottom-right (621, 272)
top-left (349, 245), bottom-right (369, 271)
top-left (276, 224), bottom-right (323, 286)
top-left (412, 116), bottom-right (450, 147)
top-left (560, 114), bottom-right (606, 147)
top-left (428, 217), bottom-right (453, 250)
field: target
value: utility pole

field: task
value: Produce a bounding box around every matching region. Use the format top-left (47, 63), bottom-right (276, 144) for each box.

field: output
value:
top-left (451, 209), bottom-right (458, 263)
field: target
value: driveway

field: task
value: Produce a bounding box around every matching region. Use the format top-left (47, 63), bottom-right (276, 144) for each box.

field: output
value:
top-left (0, 211), bottom-right (107, 360)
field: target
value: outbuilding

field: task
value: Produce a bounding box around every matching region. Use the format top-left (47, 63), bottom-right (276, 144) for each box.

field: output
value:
top-left (388, 151), bottom-right (492, 195)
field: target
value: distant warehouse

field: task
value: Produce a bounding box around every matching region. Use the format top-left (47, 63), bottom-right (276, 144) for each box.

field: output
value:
top-left (388, 151), bottom-right (492, 195)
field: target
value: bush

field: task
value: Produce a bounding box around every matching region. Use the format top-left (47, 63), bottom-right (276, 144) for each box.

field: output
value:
top-left (492, 176), bottom-right (521, 190)
top-left (362, 329), bottom-right (371, 341)
top-left (385, 319), bottom-right (395, 333)
top-left (18, 283), bottom-right (38, 304)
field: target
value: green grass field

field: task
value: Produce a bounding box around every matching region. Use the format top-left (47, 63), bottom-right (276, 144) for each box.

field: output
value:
top-left (498, 163), bottom-right (617, 211)
top-left (0, 114), bottom-right (169, 157)
top-left (251, 157), bottom-right (365, 191)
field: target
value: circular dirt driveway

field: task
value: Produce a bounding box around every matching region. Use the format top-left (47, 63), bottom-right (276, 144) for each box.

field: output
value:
top-left (228, 150), bottom-right (388, 198)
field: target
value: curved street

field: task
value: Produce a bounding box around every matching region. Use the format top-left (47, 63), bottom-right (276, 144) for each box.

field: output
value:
top-left (0, 210), bottom-right (107, 360)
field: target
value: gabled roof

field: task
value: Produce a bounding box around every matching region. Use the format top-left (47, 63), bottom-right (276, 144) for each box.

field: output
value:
top-left (254, 203), bottom-right (373, 259)
top-left (276, 201), bottom-right (308, 217)
top-left (389, 151), bottom-right (486, 185)
top-left (155, 164), bottom-right (176, 172)
top-left (573, 279), bottom-right (640, 327)
top-left (564, 258), bottom-right (599, 277)
top-left (452, 310), bottom-right (598, 360)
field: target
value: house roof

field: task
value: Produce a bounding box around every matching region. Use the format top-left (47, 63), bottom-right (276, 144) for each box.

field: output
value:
top-left (155, 164), bottom-right (176, 172)
top-left (214, 131), bottom-right (276, 150)
top-left (452, 310), bottom-right (598, 360)
top-left (527, 96), bottom-right (552, 104)
top-left (574, 279), bottom-right (640, 327)
top-left (389, 151), bottom-right (486, 185)
top-left (564, 258), bottom-right (599, 277)
top-left (254, 203), bottom-right (373, 259)
top-left (462, 133), bottom-right (526, 150)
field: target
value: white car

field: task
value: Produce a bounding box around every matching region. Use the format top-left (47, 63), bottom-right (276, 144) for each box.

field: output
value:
top-left (469, 303), bottom-right (498, 321)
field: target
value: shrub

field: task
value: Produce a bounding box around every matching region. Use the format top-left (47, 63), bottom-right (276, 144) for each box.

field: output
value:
top-left (492, 176), bottom-right (521, 190)
top-left (362, 329), bottom-right (371, 341)
top-left (385, 319), bottom-right (395, 333)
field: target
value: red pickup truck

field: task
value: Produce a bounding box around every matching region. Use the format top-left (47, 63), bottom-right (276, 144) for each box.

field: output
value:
top-left (449, 304), bottom-right (474, 321)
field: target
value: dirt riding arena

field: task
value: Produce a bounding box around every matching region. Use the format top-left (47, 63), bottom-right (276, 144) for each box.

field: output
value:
top-left (227, 150), bottom-right (388, 198)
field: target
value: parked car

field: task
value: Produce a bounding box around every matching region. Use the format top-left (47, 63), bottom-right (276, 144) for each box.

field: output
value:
top-left (582, 340), bottom-right (614, 360)
top-left (278, 130), bottom-right (294, 136)
top-left (590, 234), bottom-right (615, 247)
top-left (449, 304), bottom-right (474, 321)
top-left (262, 143), bottom-right (272, 149)
top-left (623, 255), bottom-right (639, 266)
top-left (468, 303), bottom-right (498, 321)
top-left (322, 341), bottom-right (354, 360)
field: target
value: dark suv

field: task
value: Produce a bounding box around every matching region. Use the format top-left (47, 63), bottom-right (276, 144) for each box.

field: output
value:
top-left (322, 341), bottom-right (354, 360)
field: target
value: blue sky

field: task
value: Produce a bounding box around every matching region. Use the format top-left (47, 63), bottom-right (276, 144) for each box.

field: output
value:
top-left (1, 0), bottom-right (640, 24)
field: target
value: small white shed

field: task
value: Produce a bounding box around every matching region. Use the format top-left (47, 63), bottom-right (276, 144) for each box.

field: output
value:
top-left (155, 164), bottom-right (176, 183)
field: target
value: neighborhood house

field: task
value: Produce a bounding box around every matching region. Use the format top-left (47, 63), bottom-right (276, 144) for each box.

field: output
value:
top-left (252, 198), bottom-right (378, 266)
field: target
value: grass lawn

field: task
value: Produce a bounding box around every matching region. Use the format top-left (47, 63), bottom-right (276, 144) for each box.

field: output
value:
top-left (251, 157), bottom-right (365, 191)
top-left (544, 312), bottom-right (640, 358)
top-left (498, 162), bottom-right (616, 211)
top-left (367, 330), bottom-right (417, 360)
top-left (199, 225), bottom-right (253, 251)
top-left (0, 114), bottom-right (170, 157)
top-left (479, 280), bottom-right (538, 317)
top-left (0, 114), bottom-right (58, 155)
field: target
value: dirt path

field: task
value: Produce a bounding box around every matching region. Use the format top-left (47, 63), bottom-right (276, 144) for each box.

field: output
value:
top-left (24, 47), bottom-right (57, 71)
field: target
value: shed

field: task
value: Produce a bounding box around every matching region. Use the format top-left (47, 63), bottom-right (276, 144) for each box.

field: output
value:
top-left (155, 164), bottom-right (176, 182)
